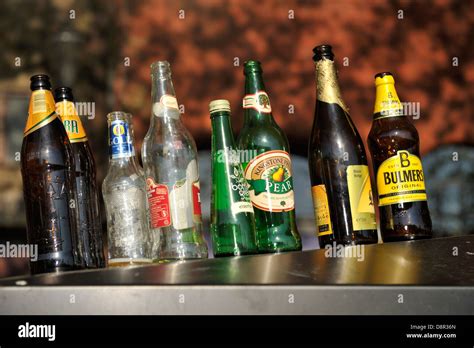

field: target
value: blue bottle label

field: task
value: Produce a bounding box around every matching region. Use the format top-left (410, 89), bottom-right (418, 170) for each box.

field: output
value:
top-left (109, 120), bottom-right (135, 159)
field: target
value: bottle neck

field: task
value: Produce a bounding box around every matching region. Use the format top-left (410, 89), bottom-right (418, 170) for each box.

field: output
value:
top-left (151, 72), bottom-right (181, 121)
top-left (314, 58), bottom-right (349, 113)
top-left (373, 82), bottom-right (404, 120)
top-left (211, 112), bottom-right (235, 151)
top-left (243, 71), bottom-right (274, 125)
top-left (107, 119), bottom-right (137, 163)
top-left (24, 88), bottom-right (58, 136)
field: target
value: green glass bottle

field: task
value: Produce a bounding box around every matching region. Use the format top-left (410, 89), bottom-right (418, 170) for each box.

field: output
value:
top-left (237, 61), bottom-right (302, 253)
top-left (210, 99), bottom-right (258, 257)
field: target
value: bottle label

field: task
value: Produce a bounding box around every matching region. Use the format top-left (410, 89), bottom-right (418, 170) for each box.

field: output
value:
top-left (169, 179), bottom-right (193, 230)
top-left (148, 160), bottom-right (200, 231)
top-left (109, 120), bottom-right (135, 159)
top-left (231, 201), bottom-right (255, 215)
top-left (24, 90), bottom-right (58, 136)
top-left (376, 150), bottom-right (428, 206)
top-left (160, 95), bottom-right (179, 109)
top-left (346, 165), bottom-right (377, 231)
top-left (315, 59), bottom-right (349, 113)
top-left (244, 150), bottom-right (295, 212)
top-left (228, 155), bottom-right (254, 215)
top-left (243, 91), bottom-right (272, 113)
top-left (373, 83), bottom-right (403, 119)
top-left (153, 94), bottom-right (180, 119)
top-left (192, 181), bottom-right (202, 223)
top-left (56, 101), bottom-right (88, 143)
top-left (146, 178), bottom-right (172, 228)
top-left (311, 185), bottom-right (333, 236)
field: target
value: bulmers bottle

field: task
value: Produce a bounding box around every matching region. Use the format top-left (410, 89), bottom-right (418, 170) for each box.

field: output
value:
top-left (237, 60), bottom-right (301, 253)
top-left (368, 72), bottom-right (432, 241)
top-left (102, 111), bottom-right (152, 266)
top-left (309, 45), bottom-right (377, 247)
top-left (21, 74), bottom-right (82, 274)
top-left (209, 99), bottom-right (258, 257)
top-left (141, 61), bottom-right (208, 261)
top-left (54, 87), bottom-right (106, 268)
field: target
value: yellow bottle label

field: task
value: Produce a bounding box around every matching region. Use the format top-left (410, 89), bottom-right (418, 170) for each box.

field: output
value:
top-left (373, 74), bottom-right (403, 119)
top-left (55, 100), bottom-right (88, 143)
top-left (311, 184), bottom-right (332, 236)
top-left (346, 165), bottom-right (377, 231)
top-left (24, 90), bottom-right (58, 136)
top-left (376, 150), bottom-right (428, 206)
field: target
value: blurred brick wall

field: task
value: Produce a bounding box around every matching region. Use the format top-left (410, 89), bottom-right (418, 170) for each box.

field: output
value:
top-left (115, 0), bottom-right (474, 156)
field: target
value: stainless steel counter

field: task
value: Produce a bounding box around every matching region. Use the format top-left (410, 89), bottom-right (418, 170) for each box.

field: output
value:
top-left (0, 236), bottom-right (473, 315)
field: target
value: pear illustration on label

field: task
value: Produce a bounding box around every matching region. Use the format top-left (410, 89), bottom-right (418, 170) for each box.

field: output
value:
top-left (244, 150), bottom-right (295, 212)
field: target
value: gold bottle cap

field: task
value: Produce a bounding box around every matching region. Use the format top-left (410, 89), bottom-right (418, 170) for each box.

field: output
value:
top-left (209, 99), bottom-right (231, 114)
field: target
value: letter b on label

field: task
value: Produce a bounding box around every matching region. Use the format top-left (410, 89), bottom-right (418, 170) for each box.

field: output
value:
top-left (399, 151), bottom-right (410, 168)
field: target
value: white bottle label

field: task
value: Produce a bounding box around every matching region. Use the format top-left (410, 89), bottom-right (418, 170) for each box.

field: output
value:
top-left (168, 159), bottom-right (200, 230)
top-left (153, 95), bottom-right (180, 119)
top-left (243, 91), bottom-right (272, 113)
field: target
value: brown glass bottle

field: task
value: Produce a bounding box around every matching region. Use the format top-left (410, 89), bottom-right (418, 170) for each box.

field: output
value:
top-left (309, 45), bottom-right (378, 247)
top-left (368, 72), bottom-right (432, 242)
top-left (54, 87), bottom-right (106, 268)
top-left (21, 75), bottom-right (82, 274)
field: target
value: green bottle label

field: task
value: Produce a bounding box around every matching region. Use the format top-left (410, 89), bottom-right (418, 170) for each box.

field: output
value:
top-left (244, 150), bottom-right (295, 212)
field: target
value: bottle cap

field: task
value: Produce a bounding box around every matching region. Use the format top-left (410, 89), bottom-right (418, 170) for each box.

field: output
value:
top-left (30, 74), bottom-right (51, 91)
top-left (209, 99), bottom-right (231, 114)
top-left (375, 72), bottom-right (395, 86)
top-left (54, 87), bottom-right (74, 102)
top-left (313, 44), bottom-right (334, 61)
top-left (243, 60), bottom-right (262, 74)
top-left (150, 60), bottom-right (171, 78)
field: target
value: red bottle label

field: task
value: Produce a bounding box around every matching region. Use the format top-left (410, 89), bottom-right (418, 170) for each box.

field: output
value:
top-left (192, 181), bottom-right (202, 219)
top-left (146, 178), bottom-right (171, 228)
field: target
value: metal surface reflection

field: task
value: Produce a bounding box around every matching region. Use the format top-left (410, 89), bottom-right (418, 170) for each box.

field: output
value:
top-left (0, 236), bottom-right (473, 286)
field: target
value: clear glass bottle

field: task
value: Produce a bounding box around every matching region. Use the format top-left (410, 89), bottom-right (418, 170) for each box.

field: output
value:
top-left (142, 61), bottom-right (208, 261)
top-left (102, 111), bottom-right (152, 267)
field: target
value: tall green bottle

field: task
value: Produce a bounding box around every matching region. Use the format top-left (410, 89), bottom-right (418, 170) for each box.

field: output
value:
top-left (237, 61), bottom-right (302, 253)
top-left (210, 99), bottom-right (258, 257)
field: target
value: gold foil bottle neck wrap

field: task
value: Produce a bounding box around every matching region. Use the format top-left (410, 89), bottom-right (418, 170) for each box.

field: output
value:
top-left (315, 58), bottom-right (349, 114)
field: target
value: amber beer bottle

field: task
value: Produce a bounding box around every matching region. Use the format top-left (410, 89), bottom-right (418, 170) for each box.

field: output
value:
top-left (368, 72), bottom-right (432, 241)
top-left (21, 75), bottom-right (82, 274)
top-left (54, 87), bottom-right (106, 268)
top-left (309, 45), bottom-right (377, 247)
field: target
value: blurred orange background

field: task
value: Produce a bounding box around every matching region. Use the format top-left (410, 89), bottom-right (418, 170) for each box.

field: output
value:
top-left (0, 0), bottom-right (473, 277)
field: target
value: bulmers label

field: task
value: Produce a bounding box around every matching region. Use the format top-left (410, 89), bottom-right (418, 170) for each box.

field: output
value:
top-left (376, 150), bottom-right (428, 206)
top-left (56, 101), bottom-right (87, 143)
top-left (243, 91), bottom-right (272, 113)
top-left (24, 90), bottom-right (58, 136)
top-left (346, 165), bottom-right (377, 231)
top-left (311, 185), bottom-right (332, 236)
top-left (244, 150), bottom-right (294, 212)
